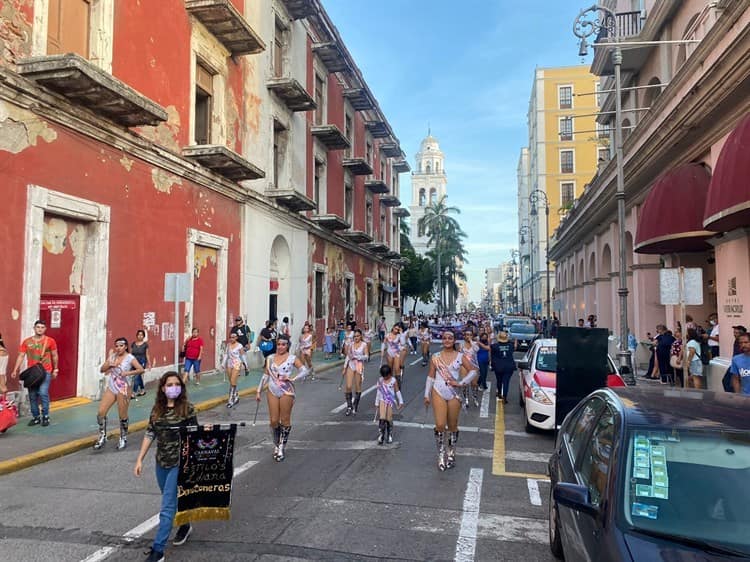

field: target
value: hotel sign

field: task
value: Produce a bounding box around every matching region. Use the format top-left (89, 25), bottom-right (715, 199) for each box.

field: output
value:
top-left (724, 277), bottom-right (743, 317)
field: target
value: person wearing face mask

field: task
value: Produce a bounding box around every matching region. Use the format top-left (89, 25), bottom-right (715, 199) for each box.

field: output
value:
top-left (707, 314), bottom-right (719, 359)
top-left (135, 371), bottom-right (197, 562)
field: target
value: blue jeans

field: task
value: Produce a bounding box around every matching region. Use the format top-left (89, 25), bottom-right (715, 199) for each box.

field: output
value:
top-left (28, 372), bottom-right (51, 418)
top-left (184, 358), bottom-right (202, 375)
top-left (494, 368), bottom-right (514, 399)
top-left (153, 464), bottom-right (179, 553)
top-left (478, 359), bottom-right (489, 388)
top-left (132, 357), bottom-right (147, 393)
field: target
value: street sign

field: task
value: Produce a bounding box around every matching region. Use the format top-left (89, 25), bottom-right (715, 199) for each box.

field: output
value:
top-left (659, 268), bottom-right (703, 305)
top-left (164, 273), bottom-right (191, 302)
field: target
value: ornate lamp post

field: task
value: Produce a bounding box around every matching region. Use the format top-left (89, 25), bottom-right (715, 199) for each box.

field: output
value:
top-left (519, 224), bottom-right (533, 317)
top-left (529, 189), bottom-right (551, 327)
top-left (574, 4), bottom-right (633, 381)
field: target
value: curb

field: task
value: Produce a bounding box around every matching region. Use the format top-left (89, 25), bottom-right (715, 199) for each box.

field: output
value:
top-left (0, 359), bottom-right (345, 476)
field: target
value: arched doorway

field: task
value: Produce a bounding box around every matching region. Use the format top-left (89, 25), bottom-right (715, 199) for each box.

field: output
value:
top-left (599, 244), bottom-right (613, 331)
top-left (269, 235), bottom-right (291, 325)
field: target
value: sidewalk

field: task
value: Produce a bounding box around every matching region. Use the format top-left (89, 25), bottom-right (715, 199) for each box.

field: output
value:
top-left (0, 349), bottom-right (352, 475)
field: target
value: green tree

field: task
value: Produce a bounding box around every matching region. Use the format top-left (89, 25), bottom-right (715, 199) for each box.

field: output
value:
top-left (399, 246), bottom-right (434, 314)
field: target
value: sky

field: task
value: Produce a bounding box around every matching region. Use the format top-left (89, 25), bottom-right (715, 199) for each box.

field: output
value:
top-left (323, 0), bottom-right (591, 302)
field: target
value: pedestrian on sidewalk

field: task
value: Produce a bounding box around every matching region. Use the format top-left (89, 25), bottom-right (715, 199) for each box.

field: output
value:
top-left (182, 328), bottom-right (204, 385)
top-left (298, 323), bottom-right (314, 380)
top-left (131, 329), bottom-right (151, 398)
top-left (10, 320), bottom-right (59, 427)
top-left (0, 332), bottom-right (8, 395)
top-left (490, 331), bottom-right (516, 403)
top-left (685, 328), bottom-right (705, 389)
top-left (341, 329), bottom-right (368, 416)
top-left (424, 329), bottom-right (478, 471)
top-left (258, 319), bottom-right (277, 359)
top-left (730, 333), bottom-right (750, 394)
top-left (256, 334), bottom-right (309, 462)
top-left (324, 326), bottom-right (335, 360)
top-left (94, 337), bottom-right (144, 450)
top-left (374, 364), bottom-right (403, 445)
top-left (134, 371), bottom-right (197, 562)
top-left (223, 332), bottom-right (244, 408)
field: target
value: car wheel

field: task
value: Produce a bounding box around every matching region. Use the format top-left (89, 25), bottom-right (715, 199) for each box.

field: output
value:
top-left (525, 417), bottom-right (536, 433)
top-left (549, 485), bottom-right (564, 559)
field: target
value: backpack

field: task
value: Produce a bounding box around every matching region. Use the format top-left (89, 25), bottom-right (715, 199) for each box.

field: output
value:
top-left (699, 341), bottom-right (711, 366)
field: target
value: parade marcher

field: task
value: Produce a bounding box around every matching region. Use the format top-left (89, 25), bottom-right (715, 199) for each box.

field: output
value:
top-left (423, 330), bottom-right (478, 471)
top-left (398, 322), bottom-right (409, 386)
top-left (343, 321), bottom-right (356, 357)
top-left (231, 316), bottom-right (252, 374)
top-left (182, 328), bottom-right (204, 385)
top-left (490, 331), bottom-right (516, 403)
top-left (298, 323), bottom-right (315, 380)
top-left (374, 364), bottom-right (403, 444)
top-left (476, 331), bottom-right (491, 391)
top-left (131, 329), bottom-right (151, 398)
top-left (382, 324), bottom-right (405, 390)
top-left (377, 316), bottom-right (387, 343)
top-left (256, 334), bottom-right (309, 461)
top-left (342, 329), bottom-right (368, 415)
top-left (460, 329), bottom-right (480, 408)
top-left (10, 320), bottom-right (59, 427)
top-left (407, 321), bottom-right (418, 355)
top-left (419, 321), bottom-right (432, 367)
top-left (280, 316), bottom-right (291, 337)
top-left (362, 322), bottom-right (375, 359)
top-left (223, 332), bottom-right (244, 408)
top-left (134, 371), bottom-right (197, 562)
top-left (94, 337), bottom-right (145, 450)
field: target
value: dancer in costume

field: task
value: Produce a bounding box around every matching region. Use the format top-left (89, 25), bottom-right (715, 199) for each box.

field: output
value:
top-left (424, 329), bottom-right (478, 471)
top-left (256, 334), bottom-right (309, 461)
top-left (223, 332), bottom-right (244, 408)
top-left (374, 364), bottom-right (403, 444)
top-left (382, 324), bottom-right (405, 389)
top-left (459, 329), bottom-right (480, 409)
top-left (298, 323), bottom-right (315, 380)
top-left (419, 321), bottom-right (432, 367)
top-left (341, 329), bottom-right (368, 415)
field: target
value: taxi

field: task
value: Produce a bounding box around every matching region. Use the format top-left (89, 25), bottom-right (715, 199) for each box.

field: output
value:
top-left (518, 338), bottom-right (626, 432)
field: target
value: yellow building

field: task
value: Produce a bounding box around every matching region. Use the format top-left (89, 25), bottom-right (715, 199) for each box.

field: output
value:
top-left (517, 65), bottom-right (603, 317)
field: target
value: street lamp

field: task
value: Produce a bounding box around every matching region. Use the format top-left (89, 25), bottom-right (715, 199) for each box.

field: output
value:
top-left (509, 249), bottom-right (520, 314)
top-left (529, 189), bottom-right (551, 329)
top-left (574, 4), bottom-right (632, 381)
top-left (519, 224), bottom-right (533, 317)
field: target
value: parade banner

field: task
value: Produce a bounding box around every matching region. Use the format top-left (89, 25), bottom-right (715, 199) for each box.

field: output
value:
top-left (175, 424), bottom-right (237, 525)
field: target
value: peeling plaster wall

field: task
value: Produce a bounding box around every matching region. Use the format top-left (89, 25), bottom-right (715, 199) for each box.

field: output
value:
top-left (0, 100), bottom-right (57, 152)
top-left (0, 0), bottom-right (33, 65)
top-left (42, 216), bottom-right (87, 294)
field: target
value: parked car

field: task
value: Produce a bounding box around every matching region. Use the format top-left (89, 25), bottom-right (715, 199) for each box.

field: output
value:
top-left (548, 387), bottom-right (750, 560)
top-left (508, 323), bottom-right (539, 351)
top-left (501, 315), bottom-right (532, 331)
top-left (518, 339), bottom-right (625, 432)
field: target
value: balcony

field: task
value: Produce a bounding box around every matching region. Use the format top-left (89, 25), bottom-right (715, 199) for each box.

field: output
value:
top-left (279, 0), bottom-right (315, 20)
top-left (379, 142), bottom-right (401, 158)
top-left (390, 256), bottom-right (409, 266)
top-left (365, 120), bottom-right (390, 139)
top-left (267, 77), bottom-right (316, 112)
top-left (379, 194), bottom-right (401, 207)
top-left (591, 10), bottom-right (651, 75)
top-left (312, 42), bottom-right (349, 73)
top-left (340, 230), bottom-right (373, 244)
top-left (310, 124), bottom-right (350, 150)
top-left (183, 145), bottom-right (264, 181)
top-left (16, 54), bottom-right (167, 127)
top-left (311, 214), bottom-right (350, 231)
top-left (392, 207), bottom-right (410, 218)
top-left (385, 251), bottom-right (402, 260)
top-left (342, 87), bottom-right (374, 111)
top-left (342, 157), bottom-right (373, 176)
top-left (392, 158), bottom-right (410, 173)
top-left (184, 0), bottom-right (265, 56)
top-left (266, 189), bottom-right (316, 212)
top-left (365, 179), bottom-right (389, 195)
top-left (363, 241), bottom-right (389, 254)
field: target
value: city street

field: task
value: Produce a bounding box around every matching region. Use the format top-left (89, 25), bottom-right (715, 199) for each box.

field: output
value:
top-left (0, 348), bottom-right (557, 562)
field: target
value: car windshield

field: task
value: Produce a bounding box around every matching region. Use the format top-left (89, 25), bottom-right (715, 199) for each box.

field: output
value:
top-left (512, 325), bottom-right (536, 334)
top-left (620, 427), bottom-right (750, 555)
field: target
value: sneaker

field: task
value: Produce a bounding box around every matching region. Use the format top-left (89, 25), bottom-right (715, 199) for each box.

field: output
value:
top-left (144, 548), bottom-right (165, 562)
top-left (173, 523), bottom-right (193, 546)
top-left (28, 417), bottom-right (41, 426)
top-left (41, 416), bottom-right (50, 427)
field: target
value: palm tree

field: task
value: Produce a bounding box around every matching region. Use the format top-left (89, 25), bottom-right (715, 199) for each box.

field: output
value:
top-left (425, 219), bottom-right (468, 313)
top-left (400, 218), bottom-right (413, 254)
top-left (418, 195), bottom-right (460, 314)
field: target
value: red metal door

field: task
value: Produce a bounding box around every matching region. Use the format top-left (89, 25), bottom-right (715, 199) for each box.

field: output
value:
top-left (39, 295), bottom-right (79, 400)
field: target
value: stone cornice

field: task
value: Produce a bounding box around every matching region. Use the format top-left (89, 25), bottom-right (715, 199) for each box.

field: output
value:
top-left (631, 263), bottom-right (663, 271)
top-left (0, 68), bottom-right (399, 268)
top-left (550, 3), bottom-right (750, 262)
top-left (593, 276), bottom-right (610, 283)
top-left (582, 281), bottom-right (595, 286)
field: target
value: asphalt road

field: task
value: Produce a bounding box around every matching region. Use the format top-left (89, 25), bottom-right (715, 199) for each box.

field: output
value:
top-left (0, 347), bottom-right (557, 561)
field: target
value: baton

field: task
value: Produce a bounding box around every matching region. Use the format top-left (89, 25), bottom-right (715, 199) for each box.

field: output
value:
top-left (252, 399), bottom-right (261, 426)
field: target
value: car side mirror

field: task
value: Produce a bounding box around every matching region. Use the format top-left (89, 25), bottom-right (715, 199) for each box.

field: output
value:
top-left (554, 483), bottom-right (599, 518)
top-left (517, 360), bottom-right (529, 370)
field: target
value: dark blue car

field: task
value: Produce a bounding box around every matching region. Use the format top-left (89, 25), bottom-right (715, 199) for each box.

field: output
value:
top-left (548, 387), bottom-right (750, 560)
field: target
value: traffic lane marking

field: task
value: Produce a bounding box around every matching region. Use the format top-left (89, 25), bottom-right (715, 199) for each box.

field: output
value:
top-left (527, 478), bottom-right (542, 506)
top-left (330, 383), bottom-right (377, 413)
top-left (479, 382), bottom-right (491, 418)
top-left (477, 513), bottom-right (547, 544)
top-left (493, 399), bottom-right (550, 481)
top-left (455, 467), bottom-right (484, 562)
top-left (79, 460), bottom-right (259, 562)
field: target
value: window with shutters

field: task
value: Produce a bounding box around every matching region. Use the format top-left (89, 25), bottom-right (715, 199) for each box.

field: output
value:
top-left (366, 140), bottom-right (373, 165)
top-left (366, 196), bottom-right (373, 236)
top-left (561, 182), bottom-right (575, 206)
top-left (560, 149), bottom-right (574, 174)
top-left (194, 62), bottom-right (214, 145)
top-left (380, 211), bottom-right (386, 242)
top-left (314, 74), bottom-right (325, 125)
top-left (345, 181), bottom-right (353, 225)
top-left (273, 120), bottom-right (287, 188)
top-left (47, 0), bottom-right (91, 57)
top-left (559, 117), bottom-right (573, 141)
top-left (273, 19), bottom-right (286, 77)
top-left (344, 113), bottom-right (354, 157)
top-left (559, 85), bottom-right (573, 109)
top-left (313, 159), bottom-right (324, 209)
top-left (314, 270), bottom-right (325, 319)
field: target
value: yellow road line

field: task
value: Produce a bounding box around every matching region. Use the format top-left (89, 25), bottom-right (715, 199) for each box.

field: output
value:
top-left (492, 400), bottom-right (550, 481)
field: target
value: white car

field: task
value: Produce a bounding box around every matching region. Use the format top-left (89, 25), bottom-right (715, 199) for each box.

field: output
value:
top-left (518, 338), bottom-right (626, 432)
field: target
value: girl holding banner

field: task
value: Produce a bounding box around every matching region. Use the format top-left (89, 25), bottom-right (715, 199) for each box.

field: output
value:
top-left (134, 371), bottom-right (197, 562)
top-left (341, 329), bottom-right (368, 416)
top-left (256, 334), bottom-right (309, 461)
top-left (423, 330), bottom-right (478, 471)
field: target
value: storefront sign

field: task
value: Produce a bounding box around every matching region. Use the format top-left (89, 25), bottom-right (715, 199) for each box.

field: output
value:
top-left (723, 277), bottom-right (744, 317)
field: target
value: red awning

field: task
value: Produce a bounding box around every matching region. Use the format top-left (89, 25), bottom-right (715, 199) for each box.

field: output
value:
top-left (703, 114), bottom-right (750, 232)
top-left (634, 163), bottom-right (715, 254)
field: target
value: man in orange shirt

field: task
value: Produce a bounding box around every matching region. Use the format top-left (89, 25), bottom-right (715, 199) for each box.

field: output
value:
top-left (10, 320), bottom-right (59, 427)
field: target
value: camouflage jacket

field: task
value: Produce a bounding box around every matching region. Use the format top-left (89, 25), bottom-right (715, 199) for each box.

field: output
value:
top-left (145, 404), bottom-right (197, 468)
